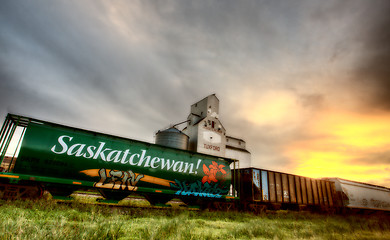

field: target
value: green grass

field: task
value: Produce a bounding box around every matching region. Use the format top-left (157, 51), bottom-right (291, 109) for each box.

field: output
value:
top-left (0, 199), bottom-right (389, 240)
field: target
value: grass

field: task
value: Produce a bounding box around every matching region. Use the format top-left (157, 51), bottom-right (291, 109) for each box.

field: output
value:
top-left (0, 198), bottom-right (389, 240)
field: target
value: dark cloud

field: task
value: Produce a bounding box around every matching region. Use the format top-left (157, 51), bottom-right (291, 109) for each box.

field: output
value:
top-left (352, 1), bottom-right (390, 110)
top-left (0, 0), bottom-right (201, 140)
top-left (352, 150), bottom-right (390, 165)
top-left (299, 94), bottom-right (325, 109)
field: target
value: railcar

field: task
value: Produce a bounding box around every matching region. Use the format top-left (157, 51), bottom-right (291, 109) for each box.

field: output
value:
top-left (325, 178), bottom-right (390, 213)
top-left (1, 114), bottom-right (389, 213)
top-left (237, 168), bottom-right (337, 213)
top-left (0, 114), bottom-right (236, 206)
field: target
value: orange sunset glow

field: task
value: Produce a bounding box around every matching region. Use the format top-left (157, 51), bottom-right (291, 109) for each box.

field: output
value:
top-left (237, 86), bottom-right (390, 188)
top-left (286, 110), bottom-right (390, 186)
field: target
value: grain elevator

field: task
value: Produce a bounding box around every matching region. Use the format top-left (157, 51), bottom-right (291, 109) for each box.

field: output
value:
top-left (155, 94), bottom-right (252, 168)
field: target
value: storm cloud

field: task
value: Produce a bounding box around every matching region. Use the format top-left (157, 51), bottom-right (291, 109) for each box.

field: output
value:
top-left (353, 1), bottom-right (390, 110)
top-left (1, 0), bottom-right (390, 186)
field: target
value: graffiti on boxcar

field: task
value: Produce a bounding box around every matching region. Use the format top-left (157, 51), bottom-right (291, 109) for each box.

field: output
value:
top-left (201, 161), bottom-right (227, 184)
top-left (94, 168), bottom-right (144, 191)
top-left (169, 160), bottom-right (229, 198)
top-left (370, 198), bottom-right (390, 208)
top-left (170, 179), bottom-right (227, 198)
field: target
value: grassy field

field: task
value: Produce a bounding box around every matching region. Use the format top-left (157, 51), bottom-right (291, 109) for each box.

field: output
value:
top-left (0, 198), bottom-right (389, 240)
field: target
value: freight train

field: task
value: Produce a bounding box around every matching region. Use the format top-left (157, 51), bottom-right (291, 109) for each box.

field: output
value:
top-left (1, 114), bottom-right (389, 213)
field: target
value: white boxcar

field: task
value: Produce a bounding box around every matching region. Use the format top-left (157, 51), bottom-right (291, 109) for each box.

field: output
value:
top-left (327, 178), bottom-right (390, 211)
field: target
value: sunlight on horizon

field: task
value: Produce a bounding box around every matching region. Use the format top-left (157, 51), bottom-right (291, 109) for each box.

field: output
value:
top-left (287, 110), bottom-right (390, 187)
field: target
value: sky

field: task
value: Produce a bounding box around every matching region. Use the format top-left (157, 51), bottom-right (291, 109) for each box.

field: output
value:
top-left (1, 0), bottom-right (390, 187)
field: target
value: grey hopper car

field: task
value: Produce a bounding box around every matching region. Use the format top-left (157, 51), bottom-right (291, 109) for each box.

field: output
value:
top-left (325, 178), bottom-right (390, 212)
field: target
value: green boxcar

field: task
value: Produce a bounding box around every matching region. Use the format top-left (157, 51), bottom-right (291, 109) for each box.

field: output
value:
top-left (0, 114), bottom-right (233, 202)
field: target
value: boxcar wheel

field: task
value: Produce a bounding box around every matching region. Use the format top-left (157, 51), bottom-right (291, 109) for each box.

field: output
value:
top-left (98, 189), bottom-right (129, 201)
top-left (0, 182), bottom-right (43, 200)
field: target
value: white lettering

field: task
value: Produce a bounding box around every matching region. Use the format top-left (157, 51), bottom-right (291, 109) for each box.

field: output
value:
top-left (93, 142), bottom-right (106, 160)
top-left (83, 145), bottom-right (96, 159)
top-left (173, 161), bottom-right (184, 172)
top-left (129, 153), bottom-right (140, 165)
top-left (120, 149), bottom-right (130, 164)
top-left (67, 143), bottom-right (86, 157)
top-left (138, 150), bottom-right (151, 167)
top-left (107, 150), bottom-right (122, 162)
top-left (48, 135), bottom-right (208, 175)
top-left (183, 162), bottom-right (195, 173)
top-left (150, 157), bottom-right (160, 169)
top-left (98, 148), bottom-right (112, 161)
top-left (51, 135), bottom-right (72, 154)
top-left (160, 158), bottom-right (175, 170)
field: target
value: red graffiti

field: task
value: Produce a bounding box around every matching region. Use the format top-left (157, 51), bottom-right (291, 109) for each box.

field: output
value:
top-left (202, 161), bottom-right (227, 184)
